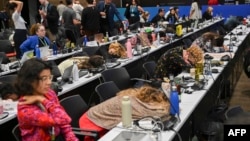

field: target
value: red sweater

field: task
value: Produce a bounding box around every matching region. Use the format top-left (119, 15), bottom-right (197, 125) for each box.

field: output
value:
top-left (17, 89), bottom-right (78, 141)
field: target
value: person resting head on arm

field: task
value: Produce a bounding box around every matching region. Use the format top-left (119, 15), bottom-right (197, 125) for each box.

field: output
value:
top-left (79, 85), bottom-right (170, 140)
top-left (193, 32), bottom-right (229, 53)
top-left (14, 58), bottom-right (78, 141)
top-left (155, 45), bottom-right (204, 79)
top-left (0, 82), bottom-right (19, 101)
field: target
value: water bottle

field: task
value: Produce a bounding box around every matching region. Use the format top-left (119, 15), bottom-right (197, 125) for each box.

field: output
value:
top-left (35, 45), bottom-right (41, 58)
top-left (83, 35), bottom-right (88, 47)
top-left (170, 86), bottom-right (179, 116)
top-left (121, 96), bottom-right (132, 128)
top-left (157, 32), bottom-right (160, 45)
top-left (52, 41), bottom-right (57, 55)
top-left (72, 61), bottom-right (79, 81)
top-left (0, 97), bottom-right (3, 115)
top-left (126, 38), bottom-right (132, 59)
top-left (105, 32), bottom-right (109, 42)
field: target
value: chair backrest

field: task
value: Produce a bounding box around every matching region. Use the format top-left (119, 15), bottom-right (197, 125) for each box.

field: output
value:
top-left (0, 40), bottom-right (14, 54)
top-left (65, 29), bottom-right (77, 44)
top-left (12, 124), bottom-right (21, 141)
top-left (225, 105), bottom-right (244, 119)
top-left (95, 81), bottom-right (120, 102)
top-left (83, 46), bottom-right (100, 56)
top-left (0, 52), bottom-right (10, 64)
top-left (60, 95), bottom-right (88, 128)
top-left (182, 38), bottom-right (193, 48)
top-left (0, 74), bottom-right (17, 84)
top-left (143, 61), bottom-right (157, 79)
top-left (101, 67), bottom-right (131, 90)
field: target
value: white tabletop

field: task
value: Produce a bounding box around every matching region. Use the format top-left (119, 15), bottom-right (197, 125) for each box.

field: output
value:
top-left (0, 18), bottom-right (226, 126)
top-left (98, 24), bottom-right (250, 141)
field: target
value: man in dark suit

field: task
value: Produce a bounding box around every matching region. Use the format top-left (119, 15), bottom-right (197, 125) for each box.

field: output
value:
top-left (97, 0), bottom-right (126, 36)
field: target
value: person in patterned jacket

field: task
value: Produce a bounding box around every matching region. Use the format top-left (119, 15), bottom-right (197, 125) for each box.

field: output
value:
top-left (15, 58), bottom-right (78, 141)
top-left (155, 45), bottom-right (203, 79)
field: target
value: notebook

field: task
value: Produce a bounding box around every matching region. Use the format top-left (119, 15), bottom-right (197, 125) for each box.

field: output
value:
top-left (40, 46), bottom-right (50, 58)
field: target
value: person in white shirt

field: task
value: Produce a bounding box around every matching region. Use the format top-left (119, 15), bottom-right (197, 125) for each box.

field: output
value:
top-left (7, 0), bottom-right (27, 59)
top-left (72, 0), bottom-right (84, 21)
top-left (189, 0), bottom-right (202, 20)
top-left (57, 0), bottom-right (67, 24)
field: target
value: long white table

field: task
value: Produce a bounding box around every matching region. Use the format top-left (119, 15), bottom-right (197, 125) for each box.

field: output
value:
top-left (0, 18), bottom-right (225, 126)
top-left (98, 25), bottom-right (250, 141)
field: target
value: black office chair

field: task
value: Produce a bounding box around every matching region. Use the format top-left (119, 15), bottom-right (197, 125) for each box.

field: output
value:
top-left (83, 46), bottom-right (100, 56)
top-left (182, 38), bottom-right (193, 48)
top-left (143, 61), bottom-right (157, 80)
top-left (101, 67), bottom-right (145, 90)
top-left (60, 95), bottom-right (99, 140)
top-left (12, 124), bottom-right (21, 141)
top-left (65, 29), bottom-right (77, 44)
top-left (95, 81), bottom-right (120, 102)
top-left (225, 105), bottom-right (244, 119)
top-left (0, 40), bottom-right (15, 57)
top-left (0, 52), bottom-right (10, 64)
top-left (0, 74), bottom-right (17, 84)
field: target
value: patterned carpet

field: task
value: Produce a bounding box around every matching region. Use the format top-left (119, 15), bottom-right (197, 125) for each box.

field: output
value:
top-left (229, 71), bottom-right (250, 112)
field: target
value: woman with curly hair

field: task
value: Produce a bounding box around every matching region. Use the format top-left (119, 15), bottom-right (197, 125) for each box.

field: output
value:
top-left (79, 85), bottom-right (170, 140)
top-left (155, 45), bottom-right (203, 79)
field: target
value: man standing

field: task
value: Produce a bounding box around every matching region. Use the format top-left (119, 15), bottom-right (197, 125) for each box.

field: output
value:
top-left (38, 0), bottom-right (59, 41)
top-left (97, 0), bottom-right (126, 36)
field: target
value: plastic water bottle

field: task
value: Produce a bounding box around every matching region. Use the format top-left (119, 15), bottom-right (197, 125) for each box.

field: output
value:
top-left (170, 85), bottom-right (179, 116)
top-left (0, 97), bottom-right (3, 115)
top-left (72, 61), bottom-right (79, 81)
top-left (52, 41), bottom-right (57, 55)
top-left (35, 45), bottom-right (41, 58)
top-left (83, 35), bottom-right (88, 47)
top-left (121, 96), bottom-right (132, 128)
top-left (157, 32), bottom-right (160, 45)
top-left (126, 38), bottom-right (132, 59)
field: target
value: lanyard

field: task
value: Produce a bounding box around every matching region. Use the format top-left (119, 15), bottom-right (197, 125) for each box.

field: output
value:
top-left (39, 37), bottom-right (48, 46)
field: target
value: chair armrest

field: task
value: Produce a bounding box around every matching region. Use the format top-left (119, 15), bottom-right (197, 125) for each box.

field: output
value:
top-left (72, 127), bottom-right (99, 141)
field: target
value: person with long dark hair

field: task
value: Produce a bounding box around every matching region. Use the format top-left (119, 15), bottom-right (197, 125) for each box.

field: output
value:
top-left (15, 58), bottom-right (78, 141)
top-left (6, 0), bottom-right (27, 59)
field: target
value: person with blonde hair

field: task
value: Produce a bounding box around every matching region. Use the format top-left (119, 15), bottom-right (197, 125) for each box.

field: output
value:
top-left (202, 6), bottom-right (213, 20)
top-left (155, 45), bottom-right (203, 79)
top-left (79, 85), bottom-right (170, 140)
top-left (140, 11), bottom-right (150, 24)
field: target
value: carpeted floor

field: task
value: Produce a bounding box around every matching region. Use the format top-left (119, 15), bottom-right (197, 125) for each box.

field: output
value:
top-left (229, 71), bottom-right (250, 112)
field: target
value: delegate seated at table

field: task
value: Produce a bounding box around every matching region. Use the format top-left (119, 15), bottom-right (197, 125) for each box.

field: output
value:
top-left (20, 23), bottom-right (50, 57)
top-left (79, 85), bottom-right (170, 141)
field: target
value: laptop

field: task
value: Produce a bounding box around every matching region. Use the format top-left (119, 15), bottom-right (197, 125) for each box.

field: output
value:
top-left (40, 46), bottom-right (50, 58)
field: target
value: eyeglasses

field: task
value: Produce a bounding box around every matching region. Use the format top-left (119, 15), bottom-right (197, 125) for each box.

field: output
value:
top-left (38, 75), bottom-right (53, 82)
